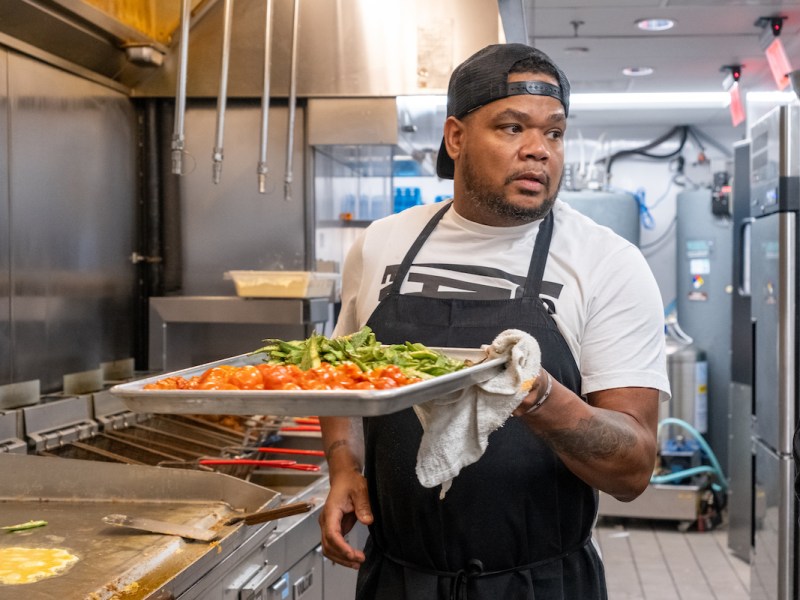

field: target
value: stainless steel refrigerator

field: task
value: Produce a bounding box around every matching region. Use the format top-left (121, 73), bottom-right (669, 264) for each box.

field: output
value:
top-left (728, 139), bottom-right (753, 563)
top-left (750, 102), bottom-right (800, 600)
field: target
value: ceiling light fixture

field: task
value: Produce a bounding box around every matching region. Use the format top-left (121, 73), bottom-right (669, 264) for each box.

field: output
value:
top-left (622, 66), bottom-right (654, 77)
top-left (636, 18), bottom-right (675, 32)
top-left (745, 90), bottom-right (796, 104)
top-left (570, 92), bottom-right (730, 111)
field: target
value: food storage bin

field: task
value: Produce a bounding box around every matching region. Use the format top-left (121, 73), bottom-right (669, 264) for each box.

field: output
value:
top-left (227, 271), bottom-right (339, 298)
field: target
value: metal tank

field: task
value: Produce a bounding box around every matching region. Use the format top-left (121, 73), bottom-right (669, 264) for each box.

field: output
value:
top-left (674, 188), bottom-right (732, 471)
top-left (560, 190), bottom-right (641, 246)
top-left (665, 338), bottom-right (709, 434)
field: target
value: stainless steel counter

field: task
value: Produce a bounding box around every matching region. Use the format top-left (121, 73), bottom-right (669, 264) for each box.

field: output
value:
top-left (148, 296), bottom-right (332, 372)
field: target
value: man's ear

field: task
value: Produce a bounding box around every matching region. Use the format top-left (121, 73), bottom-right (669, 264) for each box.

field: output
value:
top-left (443, 116), bottom-right (465, 165)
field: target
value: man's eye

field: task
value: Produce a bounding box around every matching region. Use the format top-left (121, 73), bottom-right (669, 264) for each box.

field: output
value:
top-left (501, 124), bottom-right (522, 133)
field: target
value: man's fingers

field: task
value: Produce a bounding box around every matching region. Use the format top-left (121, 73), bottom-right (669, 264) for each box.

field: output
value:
top-left (318, 472), bottom-right (371, 569)
top-left (319, 504), bottom-right (365, 569)
top-left (321, 528), bottom-right (364, 568)
top-left (354, 494), bottom-right (374, 524)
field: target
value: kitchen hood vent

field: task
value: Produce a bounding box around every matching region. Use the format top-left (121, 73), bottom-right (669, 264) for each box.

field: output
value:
top-left (0, 0), bottom-right (500, 98)
top-left (0, 0), bottom-right (213, 91)
top-left (134, 0), bottom-right (500, 99)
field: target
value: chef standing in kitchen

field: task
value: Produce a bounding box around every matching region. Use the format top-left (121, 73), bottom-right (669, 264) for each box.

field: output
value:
top-left (318, 42), bottom-right (670, 599)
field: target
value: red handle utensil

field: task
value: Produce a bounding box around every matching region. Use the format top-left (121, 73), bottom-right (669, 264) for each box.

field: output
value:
top-left (199, 459), bottom-right (320, 471)
top-left (279, 425), bottom-right (321, 432)
top-left (256, 447), bottom-right (325, 457)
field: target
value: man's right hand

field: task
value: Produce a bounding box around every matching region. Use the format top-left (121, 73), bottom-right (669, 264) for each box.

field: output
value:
top-left (319, 468), bottom-right (373, 569)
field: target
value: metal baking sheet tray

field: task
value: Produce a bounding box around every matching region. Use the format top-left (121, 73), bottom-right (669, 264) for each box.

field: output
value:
top-left (110, 348), bottom-right (505, 417)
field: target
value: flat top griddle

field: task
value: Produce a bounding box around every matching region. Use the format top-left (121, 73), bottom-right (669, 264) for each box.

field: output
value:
top-left (0, 454), bottom-right (280, 600)
top-left (1, 501), bottom-right (219, 599)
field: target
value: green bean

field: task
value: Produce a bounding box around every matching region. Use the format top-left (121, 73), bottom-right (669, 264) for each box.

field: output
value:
top-left (250, 326), bottom-right (466, 378)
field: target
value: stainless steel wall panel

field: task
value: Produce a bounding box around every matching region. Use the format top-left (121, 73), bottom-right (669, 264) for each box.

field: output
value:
top-left (0, 48), bottom-right (9, 385)
top-left (7, 51), bottom-right (137, 392)
top-left (307, 98), bottom-right (398, 146)
top-left (179, 102), bottom-right (306, 295)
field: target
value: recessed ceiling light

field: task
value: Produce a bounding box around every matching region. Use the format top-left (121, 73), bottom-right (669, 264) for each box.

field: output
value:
top-left (565, 46), bottom-right (590, 55)
top-left (636, 18), bottom-right (675, 32)
top-left (623, 66), bottom-right (654, 77)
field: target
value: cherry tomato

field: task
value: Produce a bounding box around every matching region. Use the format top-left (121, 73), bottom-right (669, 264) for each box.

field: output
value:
top-left (146, 360), bottom-right (424, 391)
top-left (198, 367), bottom-right (232, 386)
top-left (228, 365), bottom-right (264, 390)
top-left (372, 376), bottom-right (399, 389)
top-left (352, 381), bottom-right (376, 390)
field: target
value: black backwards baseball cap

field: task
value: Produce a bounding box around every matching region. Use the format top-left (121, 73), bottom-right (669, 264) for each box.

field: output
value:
top-left (436, 43), bottom-right (571, 179)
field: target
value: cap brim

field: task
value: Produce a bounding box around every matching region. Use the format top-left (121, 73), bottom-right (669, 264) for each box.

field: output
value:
top-left (435, 137), bottom-right (454, 180)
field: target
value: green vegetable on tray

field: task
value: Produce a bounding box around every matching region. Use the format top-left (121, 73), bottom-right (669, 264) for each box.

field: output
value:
top-left (251, 326), bottom-right (469, 380)
top-left (2, 520), bottom-right (47, 532)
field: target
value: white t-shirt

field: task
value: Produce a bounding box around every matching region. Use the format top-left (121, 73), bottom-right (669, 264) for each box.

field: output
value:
top-left (334, 198), bottom-right (671, 400)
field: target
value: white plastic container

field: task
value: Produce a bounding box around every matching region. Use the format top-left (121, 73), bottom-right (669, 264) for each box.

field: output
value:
top-left (227, 271), bottom-right (339, 298)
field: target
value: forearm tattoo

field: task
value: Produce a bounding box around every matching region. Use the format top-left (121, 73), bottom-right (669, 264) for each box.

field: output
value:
top-left (540, 415), bottom-right (637, 461)
top-left (325, 439), bottom-right (349, 460)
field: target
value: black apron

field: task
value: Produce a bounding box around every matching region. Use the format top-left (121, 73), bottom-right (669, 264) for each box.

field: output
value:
top-left (356, 202), bottom-right (606, 600)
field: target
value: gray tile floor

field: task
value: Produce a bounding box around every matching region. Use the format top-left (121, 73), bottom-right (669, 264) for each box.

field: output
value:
top-left (595, 518), bottom-right (749, 599)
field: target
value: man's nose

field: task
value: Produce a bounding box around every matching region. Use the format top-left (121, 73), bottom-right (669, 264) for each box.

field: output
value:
top-left (519, 132), bottom-right (550, 161)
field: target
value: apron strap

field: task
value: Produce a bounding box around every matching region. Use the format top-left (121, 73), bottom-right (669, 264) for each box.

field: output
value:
top-left (379, 535), bottom-right (592, 600)
top-left (523, 209), bottom-right (554, 299)
top-left (388, 201), bottom-right (453, 295)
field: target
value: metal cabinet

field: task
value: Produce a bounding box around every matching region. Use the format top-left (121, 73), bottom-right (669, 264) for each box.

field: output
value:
top-left (321, 551), bottom-right (359, 599)
top-left (268, 548), bottom-right (322, 600)
top-left (237, 564), bottom-right (281, 600)
top-left (321, 522), bottom-right (368, 598)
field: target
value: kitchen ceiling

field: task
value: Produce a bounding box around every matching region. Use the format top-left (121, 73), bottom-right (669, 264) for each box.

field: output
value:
top-left (498, 0), bottom-right (800, 127)
top-left (3, 0), bottom-right (798, 150)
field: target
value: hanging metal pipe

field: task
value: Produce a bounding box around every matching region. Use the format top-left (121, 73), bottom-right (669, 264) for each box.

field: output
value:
top-left (171, 0), bottom-right (192, 175)
top-left (212, 0), bottom-right (235, 184)
top-left (257, 0), bottom-right (275, 194)
top-left (284, 0), bottom-right (300, 201)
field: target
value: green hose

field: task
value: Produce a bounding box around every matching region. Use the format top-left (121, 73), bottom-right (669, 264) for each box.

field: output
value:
top-left (654, 417), bottom-right (729, 493)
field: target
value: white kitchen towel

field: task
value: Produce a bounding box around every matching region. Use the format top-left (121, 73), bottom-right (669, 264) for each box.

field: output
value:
top-left (413, 329), bottom-right (542, 498)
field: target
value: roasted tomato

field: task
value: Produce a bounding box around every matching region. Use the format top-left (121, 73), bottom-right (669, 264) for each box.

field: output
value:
top-left (227, 365), bottom-right (264, 390)
top-left (144, 361), bottom-right (422, 391)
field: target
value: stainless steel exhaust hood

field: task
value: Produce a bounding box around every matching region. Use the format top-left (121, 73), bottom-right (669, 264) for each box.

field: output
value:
top-left (0, 0), bottom-right (500, 98)
top-left (135, 0), bottom-right (501, 98)
top-left (0, 0), bottom-right (203, 92)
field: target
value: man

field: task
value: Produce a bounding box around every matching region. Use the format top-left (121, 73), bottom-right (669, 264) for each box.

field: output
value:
top-left (318, 43), bottom-right (670, 599)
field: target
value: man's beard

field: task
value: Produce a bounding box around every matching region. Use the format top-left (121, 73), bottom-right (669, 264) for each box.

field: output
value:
top-left (461, 157), bottom-right (561, 223)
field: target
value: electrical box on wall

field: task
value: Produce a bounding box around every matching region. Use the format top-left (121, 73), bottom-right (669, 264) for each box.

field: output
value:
top-left (711, 171), bottom-right (731, 217)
